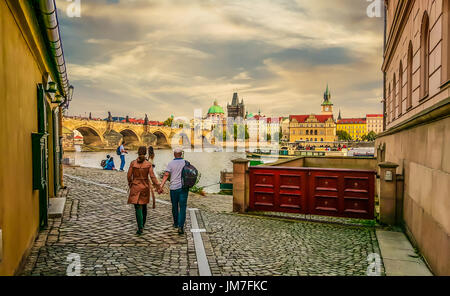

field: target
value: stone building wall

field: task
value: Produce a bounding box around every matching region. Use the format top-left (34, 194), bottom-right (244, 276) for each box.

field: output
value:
top-left (376, 116), bottom-right (449, 275)
top-left (380, 0), bottom-right (450, 275)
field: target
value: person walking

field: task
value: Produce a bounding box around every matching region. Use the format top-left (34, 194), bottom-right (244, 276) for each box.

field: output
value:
top-left (127, 146), bottom-right (161, 235)
top-left (160, 148), bottom-right (189, 234)
top-left (119, 141), bottom-right (128, 171)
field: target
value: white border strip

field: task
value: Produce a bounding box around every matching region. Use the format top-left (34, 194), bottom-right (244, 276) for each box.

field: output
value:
top-left (189, 208), bottom-right (212, 276)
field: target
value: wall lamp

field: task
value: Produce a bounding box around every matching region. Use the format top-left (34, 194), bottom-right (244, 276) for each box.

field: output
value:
top-left (46, 81), bottom-right (57, 94)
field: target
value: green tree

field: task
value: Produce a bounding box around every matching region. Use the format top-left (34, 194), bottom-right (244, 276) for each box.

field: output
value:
top-left (337, 130), bottom-right (352, 141)
top-left (362, 131), bottom-right (377, 142)
top-left (163, 117), bottom-right (173, 127)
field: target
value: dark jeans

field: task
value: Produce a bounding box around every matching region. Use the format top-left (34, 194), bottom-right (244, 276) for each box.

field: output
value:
top-left (170, 188), bottom-right (189, 228)
top-left (120, 155), bottom-right (125, 170)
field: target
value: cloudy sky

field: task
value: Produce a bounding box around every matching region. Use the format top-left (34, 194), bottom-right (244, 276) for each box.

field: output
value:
top-left (57, 0), bottom-right (384, 121)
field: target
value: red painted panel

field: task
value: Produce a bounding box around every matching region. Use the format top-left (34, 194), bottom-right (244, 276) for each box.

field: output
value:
top-left (249, 166), bottom-right (375, 219)
top-left (278, 171), bottom-right (307, 213)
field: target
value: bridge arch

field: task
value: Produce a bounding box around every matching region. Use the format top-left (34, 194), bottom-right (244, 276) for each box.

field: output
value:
top-left (74, 126), bottom-right (103, 146)
top-left (153, 131), bottom-right (170, 148)
top-left (118, 128), bottom-right (141, 147)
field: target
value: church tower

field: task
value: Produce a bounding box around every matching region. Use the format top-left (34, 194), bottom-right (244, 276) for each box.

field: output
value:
top-left (321, 84), bottom-right (333, 115)
top-left (227, 92), bottom-right (245, 119)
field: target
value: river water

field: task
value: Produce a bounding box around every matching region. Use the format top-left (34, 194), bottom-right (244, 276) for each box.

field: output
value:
top-left (64, 149), bottom-right (246, 193)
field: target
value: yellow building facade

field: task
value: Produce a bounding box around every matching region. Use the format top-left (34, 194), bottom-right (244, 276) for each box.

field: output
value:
top-left (289, 85), bottom-right (337, 145)
top-left (289, 115), bottom-right (336, 145)
top-left (0, 0), bottom-right (72, 275)
top-left (336, 118), bottom-right (367, 140)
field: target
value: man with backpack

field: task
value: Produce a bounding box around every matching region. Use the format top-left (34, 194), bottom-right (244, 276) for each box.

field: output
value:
top-left (160, 148), bottom-right (198, 235)
top-left (117, 141), bottom-right (128, 172)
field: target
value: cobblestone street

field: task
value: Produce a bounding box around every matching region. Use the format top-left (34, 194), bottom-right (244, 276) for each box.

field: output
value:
top-left (22, 166), bottom-right (384, 276)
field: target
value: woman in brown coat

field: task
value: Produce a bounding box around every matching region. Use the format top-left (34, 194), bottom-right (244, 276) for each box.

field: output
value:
top-left (127, 146), bottom-right (161, 235)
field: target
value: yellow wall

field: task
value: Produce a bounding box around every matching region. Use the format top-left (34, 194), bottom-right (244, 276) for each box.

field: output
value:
top-left (337, 123), bottom-right (367, 140)
top-left (289, 120), bottom-right (336, 145)
top-left (0, 1), bottom-right (57, 275)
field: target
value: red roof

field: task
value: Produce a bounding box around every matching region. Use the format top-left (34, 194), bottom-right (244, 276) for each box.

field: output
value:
top-left (289, 114), bottom-right (333, 123)
top-left (337, 118), bottom-right (366, 124)
top-left (119, 118), bottom-right (163, 125)
top-left (366, 114), bottom-right (383, 117)
top-left (266, 117), bottom-right (280, 123)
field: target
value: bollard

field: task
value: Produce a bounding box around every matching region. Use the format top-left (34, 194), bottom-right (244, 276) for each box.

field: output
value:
top-left (378, 162), bottom-right (399, 225)
top-left (231, 158), bottom-right (250, 213)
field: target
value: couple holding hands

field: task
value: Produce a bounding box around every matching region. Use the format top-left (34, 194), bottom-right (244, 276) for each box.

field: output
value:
top-left (127, 146), bottom-right (189, 235)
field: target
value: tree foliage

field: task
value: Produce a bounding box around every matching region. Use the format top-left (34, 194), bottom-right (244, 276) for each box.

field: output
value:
top-left (336, 130), bottom-right (352, 141)
top-left (163, 117), bottom-right (173, 127)
top-left (362, 131), bottom-right (377, 142)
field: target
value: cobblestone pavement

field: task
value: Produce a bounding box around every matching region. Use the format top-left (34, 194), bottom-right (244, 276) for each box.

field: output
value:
top-left (22, 172), bottom-right (198, 276)
top-left (22, 166), bottom-right (384, 276)
top-left (200, 212), bottom-right (383, 276)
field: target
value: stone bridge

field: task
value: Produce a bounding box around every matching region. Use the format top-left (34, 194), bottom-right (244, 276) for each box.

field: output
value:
top-left (63, 117), bottom-right (212, 150)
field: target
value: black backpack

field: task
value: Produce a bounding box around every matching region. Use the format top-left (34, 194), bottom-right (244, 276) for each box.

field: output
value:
top-left (116, 145), bottom-right (121, 155)
top-left (100, 159), bottom-right (107, 168)
top-left (181, 161), bottom-right (198, 189)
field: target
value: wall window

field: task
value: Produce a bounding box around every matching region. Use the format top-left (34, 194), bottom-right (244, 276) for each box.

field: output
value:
top-left (387, 83), bottom-right (391, 123)
top-left (407, 41), bottom-right (413, 109)
top-left (393, 73), bottom-right (397, 120)
top-left (420, 12), bottom-right (430, 98)
top-left (399, 61), bottom-right (403, 115)
top-left (443, 0), bottom-right (450, 84)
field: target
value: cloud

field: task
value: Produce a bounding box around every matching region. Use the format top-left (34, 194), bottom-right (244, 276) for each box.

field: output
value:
top-left (56, 0), bottom-right (384, 120)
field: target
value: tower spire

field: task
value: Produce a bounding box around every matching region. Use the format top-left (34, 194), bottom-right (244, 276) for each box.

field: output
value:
top-left (324, 83), bottom-right (331, 102)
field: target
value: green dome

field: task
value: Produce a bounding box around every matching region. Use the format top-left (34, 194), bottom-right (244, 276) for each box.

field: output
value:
top-left (208, 101), bottom-right (224, 114)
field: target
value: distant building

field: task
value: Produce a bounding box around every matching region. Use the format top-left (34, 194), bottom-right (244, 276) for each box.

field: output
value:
top-left (289, 115), bottom-right (336, 144)
top-left (207, 100), bottom-right (225, 121)
top-left (289, 85), bottom-right (337, 145)
top-left (321, 84), bottom-right (334, 115)
top-left (336, 118), bottom-right (367, 141)
top-left (378, 0), bottom-right (449, 275)
top-left (203, 100), bottom-right (226, 131)
top-left (280, 117), bottom-right (290, 141)
top-left (227, 92), bottom-right (245, 119)
top-left (366, 114), bottom-right (383, 134)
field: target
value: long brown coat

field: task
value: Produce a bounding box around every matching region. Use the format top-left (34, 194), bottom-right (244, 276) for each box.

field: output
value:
top-left (127, 159), bottom-right (159, 205)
